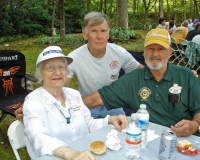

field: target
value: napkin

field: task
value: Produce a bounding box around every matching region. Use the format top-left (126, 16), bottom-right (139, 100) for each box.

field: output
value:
top-left (147, 130), bottom-right (159, 142)
top-left (110, 125), bottom-right (159, 143)
top-left (105, 129), bottom-right (122, 151)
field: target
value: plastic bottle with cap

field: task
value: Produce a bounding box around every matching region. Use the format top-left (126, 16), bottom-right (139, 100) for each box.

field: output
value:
top-left (136, 104), bottom-right (149, 149)
top-left (125, 113), bottom-right (141, 159)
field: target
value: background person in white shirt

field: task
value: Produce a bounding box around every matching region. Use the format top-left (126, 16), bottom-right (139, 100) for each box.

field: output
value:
top-left (23, 46), bottom-right (127, 160)
top-left (156, 18), bottom-right (166, 29)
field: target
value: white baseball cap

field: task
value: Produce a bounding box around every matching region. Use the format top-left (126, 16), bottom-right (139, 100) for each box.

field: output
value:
top-left (36, 46), bottom-right (73, 66)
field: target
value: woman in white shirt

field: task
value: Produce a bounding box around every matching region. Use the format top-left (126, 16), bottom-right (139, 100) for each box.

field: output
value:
top-left (23, 46), bottom-right (127, 160)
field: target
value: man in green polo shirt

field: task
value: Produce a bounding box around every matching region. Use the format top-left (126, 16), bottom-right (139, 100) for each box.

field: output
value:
top-left (83, 28), bottom-right (200, 137)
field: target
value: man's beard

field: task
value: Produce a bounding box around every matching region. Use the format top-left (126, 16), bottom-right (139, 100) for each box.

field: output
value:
top-left (145, 55), bottom-right (168, 70)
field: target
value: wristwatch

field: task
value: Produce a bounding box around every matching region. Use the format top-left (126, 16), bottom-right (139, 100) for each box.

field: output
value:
top-left (193, 120), bottom-right (200, 132)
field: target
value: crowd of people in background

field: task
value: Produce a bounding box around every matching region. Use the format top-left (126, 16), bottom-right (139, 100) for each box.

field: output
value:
top-left (156, 17), bottom-right (200, 45)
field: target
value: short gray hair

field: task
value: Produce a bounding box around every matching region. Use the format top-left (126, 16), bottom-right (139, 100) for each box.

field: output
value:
top-left (81, 11), bottom-right (110, 32)
top-left (35, 58), bottom-right (68, 82)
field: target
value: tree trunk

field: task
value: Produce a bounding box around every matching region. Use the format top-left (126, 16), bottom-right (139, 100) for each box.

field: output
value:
top-left (104, 0), bottom-right (107, 14)
top-left (166, 0), bottom-right (170, 20)
top-left (51, 0), bottom-right (57, 36)
top-left (194, 0), bottom-right (198, 17)
top-left (115, 2), bottom-right (118, 27)
top-left (87, 0), bottom-right (91, 12)
top-left (182, 0), bottom-right (186, 20)
top-left (100, 0), bottom-right (103, 12)
top-left (159, 0), bottom-right (163, 18)
top-left (132, 0), bottom-right (136, 14)
top-left (142, 0), bottom-right (152, 30)
top-left (173, 0), bottom-right (177, 20)
top-left (117, 0), bottom-right (128, 29)
top-left (59, 0), bottom-right (65, 41)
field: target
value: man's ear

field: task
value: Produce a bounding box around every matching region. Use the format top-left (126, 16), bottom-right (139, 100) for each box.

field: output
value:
top-left (169, 48), bottom-right (173, 57)
top-left (107, 29), bottom-right (110, 40)
top-left (82, 29), bottom-right (88, 40)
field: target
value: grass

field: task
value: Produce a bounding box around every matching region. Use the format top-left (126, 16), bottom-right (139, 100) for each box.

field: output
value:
top-left (0, 31), bottom-right (147, 160)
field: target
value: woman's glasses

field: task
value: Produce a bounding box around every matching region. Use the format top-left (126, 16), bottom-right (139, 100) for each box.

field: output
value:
top-left (43, 64), bottom-right (66, 72)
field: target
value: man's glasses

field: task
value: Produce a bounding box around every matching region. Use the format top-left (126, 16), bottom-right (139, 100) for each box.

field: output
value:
top-left (43, 64), bottom-right (66, 72)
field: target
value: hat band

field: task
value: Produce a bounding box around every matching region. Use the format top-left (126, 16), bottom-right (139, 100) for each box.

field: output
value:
top-left (43, 50), bottom-right (63, 56)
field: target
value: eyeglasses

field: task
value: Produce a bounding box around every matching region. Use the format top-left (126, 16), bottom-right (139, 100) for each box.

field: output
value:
top-left (43, 64), bottom-right (66, 72)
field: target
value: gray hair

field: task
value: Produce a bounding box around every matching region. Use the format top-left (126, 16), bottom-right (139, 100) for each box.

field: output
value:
top-left (35, 58), bottom-right (68, 82)
top-left (81, 11), bottom-right (110, 32)
top-left (182, 20), bottom-right (188, 27)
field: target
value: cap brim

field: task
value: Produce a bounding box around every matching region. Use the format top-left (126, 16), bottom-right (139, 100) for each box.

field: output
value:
top-left (144, 40), bottom-right (169, 49)
top-left (36, 54), bottom-right (73, 66)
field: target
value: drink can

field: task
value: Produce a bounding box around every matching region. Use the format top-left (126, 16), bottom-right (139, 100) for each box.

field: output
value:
top-left (158, 130), bottom-right (177, 160)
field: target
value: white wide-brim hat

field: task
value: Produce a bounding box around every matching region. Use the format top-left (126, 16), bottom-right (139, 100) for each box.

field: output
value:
top-left (36, 46), bottom-right (73, 66)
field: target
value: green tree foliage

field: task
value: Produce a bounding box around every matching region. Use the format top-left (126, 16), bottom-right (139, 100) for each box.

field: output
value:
top-left (0, 0), bottom-right (53, 37)
top-left (0, 0), bottom-right (86, 37)
top-left (1, 0), bottom-right (200, 38)
top-left (65, 0), bottom-right (86, 33)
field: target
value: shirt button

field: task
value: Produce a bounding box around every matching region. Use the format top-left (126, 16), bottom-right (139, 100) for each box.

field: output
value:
top-left (156, 85), bottom-right (158, 87)
top-left (156, 94), bottom-right (159, 96)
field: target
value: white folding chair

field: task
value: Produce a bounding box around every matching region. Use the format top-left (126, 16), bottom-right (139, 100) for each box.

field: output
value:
top-left (7, 120), bottom-right (26, 160)
top-left (170, 37), bottom-right (182, 63)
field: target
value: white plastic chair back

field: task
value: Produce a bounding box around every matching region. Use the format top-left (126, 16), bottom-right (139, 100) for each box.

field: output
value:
top-left (179, 38), bottom-right (189, 46)
top-left (7, 120), bottom-right (26, 160)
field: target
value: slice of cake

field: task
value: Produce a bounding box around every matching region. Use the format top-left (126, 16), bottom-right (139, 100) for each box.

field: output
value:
top-left (177, 140), bottom-right (192, 149)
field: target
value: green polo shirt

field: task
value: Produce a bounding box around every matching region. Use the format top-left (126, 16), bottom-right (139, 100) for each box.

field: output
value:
top-left (99, 63), bottom-right (200, 136)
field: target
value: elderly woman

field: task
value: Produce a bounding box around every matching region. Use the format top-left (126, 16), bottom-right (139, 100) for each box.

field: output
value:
top-left (23, 46), bottom-right (127, 160)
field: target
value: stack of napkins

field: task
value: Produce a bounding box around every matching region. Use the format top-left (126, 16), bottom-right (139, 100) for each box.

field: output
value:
top-left (105, 129), bottom-right (122, 151)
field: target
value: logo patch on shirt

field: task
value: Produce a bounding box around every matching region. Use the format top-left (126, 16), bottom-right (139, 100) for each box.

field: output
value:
top-left (110, 73), bottom-right (119, 79)
top-left (139, 87), bottom-right (151, 100)
top-left (70, 104), bottom-right (81, 111)
top-left (110, 61), bottom-right (119, 69)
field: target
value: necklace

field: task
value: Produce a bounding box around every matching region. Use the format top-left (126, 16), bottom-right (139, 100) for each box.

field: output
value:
top-left (55, 95), bottom-right (71, 124)
top-left (56, 106), bottom-right (71, 124)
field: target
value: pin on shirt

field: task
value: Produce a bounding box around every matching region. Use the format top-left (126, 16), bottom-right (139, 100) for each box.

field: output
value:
top-left (169, 84), bottom-right (182, 94)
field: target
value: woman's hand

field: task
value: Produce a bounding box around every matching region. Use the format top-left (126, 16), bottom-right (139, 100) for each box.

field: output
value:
top-left (72, 151), bottom-right (95, 160)
top-left (53, 146), bottom-right (95, 160)
top-left (14, 107), bottom-right (24, 122)
top-left (108, 115), bottom-right (128, 131)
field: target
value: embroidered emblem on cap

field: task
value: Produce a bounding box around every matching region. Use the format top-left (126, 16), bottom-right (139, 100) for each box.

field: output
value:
top-left (146, 31), bottom-right (168, 39)
top-left (43, 50), bottom-right (63, 56)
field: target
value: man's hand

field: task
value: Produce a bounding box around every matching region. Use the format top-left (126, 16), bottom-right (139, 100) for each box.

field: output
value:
top-left (191, 70), bottom-right (198, 78)
top-left (171, 119), bottom-right (199, 137)
top-left (14, 107), bottom-right (23, 122)
top-left (108, 115), bottom-right (128, 131)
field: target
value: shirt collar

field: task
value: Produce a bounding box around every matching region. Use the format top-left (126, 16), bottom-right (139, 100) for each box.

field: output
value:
top-left (40, 87), bottom-right (65, 107)
top-left (144, 63), bottom-right (172, 81)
